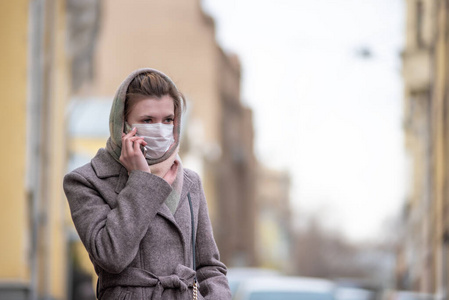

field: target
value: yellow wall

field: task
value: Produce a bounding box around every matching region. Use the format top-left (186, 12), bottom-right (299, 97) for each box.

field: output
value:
top-left (48, 0), bottom-right (70, 297)
top-left (70, 137), bottom-right (107, 156)
top-left (0, 0), bottom-right (29, 281)
top-left (0, 1), bottom-right (73, 298)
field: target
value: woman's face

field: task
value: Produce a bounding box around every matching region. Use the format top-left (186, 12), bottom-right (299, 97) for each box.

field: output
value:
top-left (126, 95), bottom-right (175, 125)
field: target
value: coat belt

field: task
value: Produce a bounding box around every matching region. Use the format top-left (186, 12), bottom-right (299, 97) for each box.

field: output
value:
top-left (99, 264), bottom-right (197, 300)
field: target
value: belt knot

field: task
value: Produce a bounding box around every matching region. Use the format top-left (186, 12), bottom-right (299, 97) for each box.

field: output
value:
top-left (158, 274), bottom-right (188, 292)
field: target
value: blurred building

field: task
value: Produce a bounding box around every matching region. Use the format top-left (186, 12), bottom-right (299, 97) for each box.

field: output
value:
top-left (215, 51), bottom-right (258, 267)
top-left (255, 166), bottom-right (292, 272)
top-left (1, 1), bottom-right (67, 299)
top-left (0, 0), bottom-right (100, 299)
top-left (0, 1), bottom-right (72, 299)
top-left (399, 0), bottom-right (449, 295)
top-left (0, 2), bottom-right (36, 299)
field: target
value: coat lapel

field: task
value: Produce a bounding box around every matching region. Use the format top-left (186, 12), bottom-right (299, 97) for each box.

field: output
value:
top-left (158, 170), bottom-right (194, 230)
top-left (92, 149), bottom-right (192, 248)
top-left (175, 171), bottom-right (194, 218)
top-left (157, 203), bottom-right (177, 224)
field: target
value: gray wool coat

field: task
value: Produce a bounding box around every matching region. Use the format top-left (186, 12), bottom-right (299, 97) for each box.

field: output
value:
top-left (63, 149), bottom-right (232, 300)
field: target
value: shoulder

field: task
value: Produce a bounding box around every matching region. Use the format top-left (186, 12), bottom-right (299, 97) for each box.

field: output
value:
top-left (64, 161), bottom-right (95, 181)
top-left (183, 168), bottom-right (208, 200)
top-left (63, 150), bottom-right (123, 205)
top-left (184, 167), bottom-right (200, 181)
top-left (183, 168), bottom-right (202, 187)
top-left (63, 161), bottom-right (97, 193)
top-left (64, 148), bottom-right (122, 182)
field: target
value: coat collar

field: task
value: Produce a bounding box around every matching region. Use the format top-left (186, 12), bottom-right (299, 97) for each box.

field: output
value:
top-left (180, 171), bottom-right (194, 205)
top-left (91, 148), bottom-right (123, 178)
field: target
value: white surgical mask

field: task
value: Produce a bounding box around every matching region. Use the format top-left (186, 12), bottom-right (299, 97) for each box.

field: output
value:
top-left (132, 123), bottom-right (174, 159)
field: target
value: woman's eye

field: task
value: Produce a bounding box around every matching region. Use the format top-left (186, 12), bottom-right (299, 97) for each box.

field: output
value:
top-left (143, 119), bottom-right (152, 123)
top-left (165, 118), bottom-right (174, 123)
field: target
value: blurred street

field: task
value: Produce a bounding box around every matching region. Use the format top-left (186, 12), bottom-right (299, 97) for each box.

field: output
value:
top-left (0, 0), bottom-right (447, 299)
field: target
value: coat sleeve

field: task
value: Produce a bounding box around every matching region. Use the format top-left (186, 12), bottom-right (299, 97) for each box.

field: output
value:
top-left (193, 174), bottom-right (232, 300)
top-left (63, 169), bottom-right (172, 274)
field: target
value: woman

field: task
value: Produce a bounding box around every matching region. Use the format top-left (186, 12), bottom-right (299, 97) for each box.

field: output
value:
top-left (63, 68), bottom-right (232, 300)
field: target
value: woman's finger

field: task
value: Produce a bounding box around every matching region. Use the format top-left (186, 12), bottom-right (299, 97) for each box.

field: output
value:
top-left (129, 137), bottom-right (146, 154)
top-left (133, 137), bottom-right (146, 154)
top-left (124, 135), bottom-right (134, 156)
top-left (123, 127), bottom-right (137, 139)
top-left (123, 128), bottom-right (138, 155)
top-left (122, 128), bottom-right (136, 149)
top-left (128, 136), bottom-right (145, 142)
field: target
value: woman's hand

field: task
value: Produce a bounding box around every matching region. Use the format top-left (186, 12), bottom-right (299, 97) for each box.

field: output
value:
top-left (120, 127), bottom-right (151, 173)
top-left (163, 160), bottom-right (179, 185)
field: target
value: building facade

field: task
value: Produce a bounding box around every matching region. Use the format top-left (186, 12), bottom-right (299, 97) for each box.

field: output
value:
top-left (255, 166), bottom-right (292, 272)
top-left (0, 0), bottom-right (100, 299)
top-left (216, 51), bottom-right (258, 266)
top-left (0, 1), bottom-right (33, 298)
top-left (400, 0), bottom-right (449, 295)
top-left (0, 1), bottom-right (72, 299)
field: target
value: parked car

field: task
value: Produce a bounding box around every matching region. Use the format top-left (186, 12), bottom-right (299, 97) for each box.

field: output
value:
top-left (227, 268), bottom-right (281, 296)
top-left (382, 290), bottom-right (435, 300)
top-left (232, 276), bottom-right (336, 300)
top-left (335, 287), bottom-right (375, 300)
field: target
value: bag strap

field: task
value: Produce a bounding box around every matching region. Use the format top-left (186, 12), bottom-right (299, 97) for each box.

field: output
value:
top-left (187, 193), bottom-right (198, 298)
top-left (187, 192), bottom-right (196, 271)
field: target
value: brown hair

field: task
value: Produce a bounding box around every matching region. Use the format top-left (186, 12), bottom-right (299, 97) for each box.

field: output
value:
top-left (124, 72), bottom-right (186, 121)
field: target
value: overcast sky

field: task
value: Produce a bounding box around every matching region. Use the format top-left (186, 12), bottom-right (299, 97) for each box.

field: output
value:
top-left (202, 0), bottom-right (405, 242)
